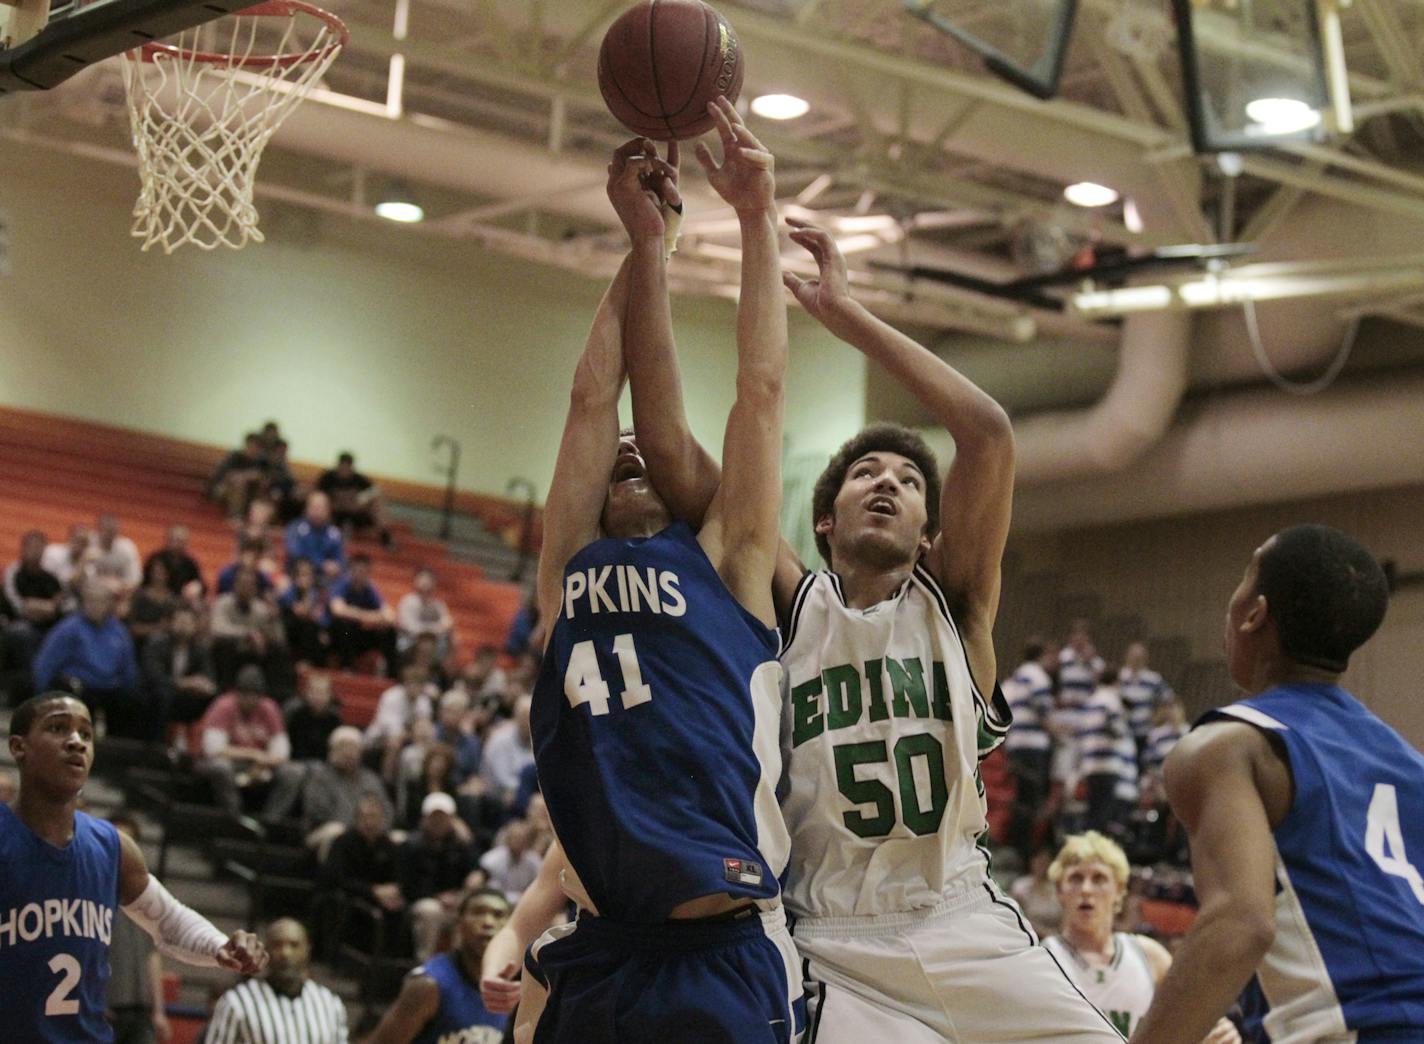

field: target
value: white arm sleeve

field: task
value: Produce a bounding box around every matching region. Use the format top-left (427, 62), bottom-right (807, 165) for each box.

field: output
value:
top-left (122, 875), bottom-right (227, 967)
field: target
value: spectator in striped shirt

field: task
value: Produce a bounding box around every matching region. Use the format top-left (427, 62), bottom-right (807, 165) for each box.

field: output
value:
top-left (1003, 638), bottom-right (1058, 860)
top-left (1050, 621), bottom-right (1104, 814)
top-left (1141, 698), bottom-right (1188, 800)
top-left (1077, 663), bottom-right (1139, 839)
top-left (204, 919), bottom-right (348, 1043)
top-left (1118, 642), bottom-right (1173, 760)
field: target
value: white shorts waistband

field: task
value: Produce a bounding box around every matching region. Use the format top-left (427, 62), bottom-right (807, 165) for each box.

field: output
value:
top-left (790, 877), bottom-right (993, 939)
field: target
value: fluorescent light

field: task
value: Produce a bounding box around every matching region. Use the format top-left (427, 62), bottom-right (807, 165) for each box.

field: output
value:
top-left (750, 93), bottom-right (810, 120)
top-left (1064, 182), bottom-right (1120, 207)
top-left (375, 200), bottom-right (424, 223)
top-left (1123, 197), bottom-right (1144, 234)
top-left (1244, 97), bottom-right (1320, 135)
top-left (1071, 284), bottom-right (1173, 315)
top-left (832, 213), bottom-right (900, 234)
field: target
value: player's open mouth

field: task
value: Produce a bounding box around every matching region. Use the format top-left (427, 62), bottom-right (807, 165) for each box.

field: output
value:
top-left (866, 496), bottom-right (897, 516)
top-left (612, 457), bottom-right (645, 484)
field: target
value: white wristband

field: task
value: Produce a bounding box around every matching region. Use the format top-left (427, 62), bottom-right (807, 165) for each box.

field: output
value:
top-left (663, 201), bottom-right (683, 261)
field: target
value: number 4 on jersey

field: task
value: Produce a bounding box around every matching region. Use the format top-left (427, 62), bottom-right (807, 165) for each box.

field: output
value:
top-left (1365, 783), bottom-right (1424, 905)
top-left (564, 634), bottom-right (653, 716)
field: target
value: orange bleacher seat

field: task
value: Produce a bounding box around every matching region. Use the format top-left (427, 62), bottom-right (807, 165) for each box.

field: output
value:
top-left (1140, 898), bottom-right (1197, 937)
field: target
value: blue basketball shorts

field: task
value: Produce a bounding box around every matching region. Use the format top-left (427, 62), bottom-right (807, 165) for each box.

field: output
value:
top-left (527, 905), bottom-right (804, 1044)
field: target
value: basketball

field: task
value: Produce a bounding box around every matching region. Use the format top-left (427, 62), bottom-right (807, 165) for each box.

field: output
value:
top-left (597, 0), bottom-right (745, 141)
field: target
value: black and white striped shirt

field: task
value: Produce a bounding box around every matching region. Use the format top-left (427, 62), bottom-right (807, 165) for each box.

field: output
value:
top-left (205, 977), bottom-right (348, 1044)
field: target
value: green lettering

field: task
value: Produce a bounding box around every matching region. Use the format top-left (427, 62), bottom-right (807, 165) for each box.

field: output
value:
top-left (864, 658), bottom-right (889, 722)
top-left (824, 664), bottom-right (863, 731)
top-left (887, 656), bottom-right (929, 719)
top-left (894, 733), bottom-right (949, 835)
top-left (1109, 1011), bottom-right (1132, 1036)
top-left (931, 661), bottom-right (952, 721)
top-left (791, 675), bottom-right (824, 747)
top-left (833, 742), bottom-right (895, 837)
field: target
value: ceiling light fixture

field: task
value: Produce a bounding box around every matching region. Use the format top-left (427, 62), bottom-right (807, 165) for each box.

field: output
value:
top-left (375, 182), bottom-right (424, 223)
top-left (750, 93), bottom-right (810, 120)
top-left (1244, 97), bottom-right (1320, 135)
top-left (1063, 182), bottom-right (1120, 207)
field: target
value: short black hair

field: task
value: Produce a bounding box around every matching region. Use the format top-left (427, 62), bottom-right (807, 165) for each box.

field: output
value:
top-left (1022, 638), bottom-right (1046, 663)
top-left (1255, 525), bottom-right (1389, 673)
top-left (244, 431), bottom-right (261, 443)
top-left (810, 423), bottom-right (941, 565)
top-left (459, 887), bottom-right (511, 916)
top-left (338, 452), bottom-right (354, 465)
top-left (8, 692), bottom-right (83, 739)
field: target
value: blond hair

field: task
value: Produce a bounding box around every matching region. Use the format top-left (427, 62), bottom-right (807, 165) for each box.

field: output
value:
top-left (1048, 831), bottom-right (1130, 892)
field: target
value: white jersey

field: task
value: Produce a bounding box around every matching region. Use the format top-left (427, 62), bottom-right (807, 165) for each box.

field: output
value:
top-left (1043, 933), bottom-right (1157, 1039)
top-left (779, 564), bottom-right (1011, 919)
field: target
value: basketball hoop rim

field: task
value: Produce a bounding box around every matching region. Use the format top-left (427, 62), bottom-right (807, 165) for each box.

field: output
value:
top-left (131, 0), bottom-right (348, 69)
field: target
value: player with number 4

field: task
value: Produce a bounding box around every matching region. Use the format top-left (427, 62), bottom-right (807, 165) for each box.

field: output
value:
top-left (524, 98), bottom-right (802, 1043)
top-left (1132, 525), bottom-right (1424, 1044)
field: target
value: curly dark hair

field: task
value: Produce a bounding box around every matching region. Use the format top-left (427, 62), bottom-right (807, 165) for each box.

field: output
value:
top-left (1255, 525), bottom-right (1389, 672)
top-left (811, 423), bottom-right (941, 565)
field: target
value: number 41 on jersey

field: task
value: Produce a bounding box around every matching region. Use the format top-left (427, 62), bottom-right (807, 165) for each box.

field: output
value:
top-left (564, 634), bottom-right (653, 715)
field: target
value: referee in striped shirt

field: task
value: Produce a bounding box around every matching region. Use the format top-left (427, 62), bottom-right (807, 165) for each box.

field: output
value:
top-left (205, 919), bottom-right (348, 1043)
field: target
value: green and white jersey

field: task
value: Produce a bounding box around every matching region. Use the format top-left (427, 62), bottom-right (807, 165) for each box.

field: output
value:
top-left (1043, 933), bottom-right (1157, 1039)
top-left (779, 563), bottom-right (1011, 919)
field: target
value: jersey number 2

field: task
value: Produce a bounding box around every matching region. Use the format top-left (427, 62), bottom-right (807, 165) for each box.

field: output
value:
top-left (45, 954), bottom-right (82, 1016)
top-left (1365, 783), bottom-right (1424, 905)
top-left (563, 634), bottom-right (653, 716)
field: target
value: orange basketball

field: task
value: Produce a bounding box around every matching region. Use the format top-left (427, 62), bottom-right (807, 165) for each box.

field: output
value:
top-left (597, 0), bottom-right (745, 141)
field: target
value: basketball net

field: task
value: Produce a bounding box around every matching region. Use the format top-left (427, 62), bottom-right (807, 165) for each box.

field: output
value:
top-left (120, 2), bottom-right (345, 253)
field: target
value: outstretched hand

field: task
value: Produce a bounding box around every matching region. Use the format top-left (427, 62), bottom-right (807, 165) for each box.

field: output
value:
top-left (607, 137), bottom-right (682, 245)
top-left (215, 930), bottom-right (268, 976)
top-left (783, 216), bottom-right (854, 327)
top-left (694, 96), bottom-right (774, 214)
top-left (481, 961), bottom-right (522, 1014)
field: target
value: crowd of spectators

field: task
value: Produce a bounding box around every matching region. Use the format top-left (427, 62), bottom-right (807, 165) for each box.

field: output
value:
top-left (0, 424), bottom-right (553, 1036)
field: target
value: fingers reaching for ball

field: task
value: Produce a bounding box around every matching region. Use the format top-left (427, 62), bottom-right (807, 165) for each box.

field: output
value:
top-left (695, 97), bottom-right (775, 214)
top-left (782, 216), bottom-right (853, 323)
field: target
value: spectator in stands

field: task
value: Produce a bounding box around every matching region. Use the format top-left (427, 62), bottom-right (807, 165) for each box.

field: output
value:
top-left (89, 514), bottom-right (142, 597)
top-left (42, 524), bottom-right (93, 603)
top-left (503, 595), bottom-right (540, 658)
top-left (434, 689), bottom-right (481, 783)
top-left (196, 664), bottom-right (290, 815)
top-left (33, 579), bottom-right (145, 739)
top-left (283, 673), bottom-right (343, 763)
top-left (141, 604), bottom-right (218, 735)
top-left (458, 645), bottom-right (508, 705)
top-left (1050, 619), bottom-right (1105, 817)
top-left (398, 740), bottom-right (459, 831)
top-left (208, 431), bottom-right (266, 522)
top-left (1078, 663), bottom-right (1139, 838)
top-left (480, 694), bottom-right (533, 810)
top-left (397, 567), bottom-right (454, 661)
top-left (210, 565), bottom-right (288, 692)
top-left (216, 536), bottom-right (277, 596)
top-left (124, 557), bottom-right (176, 648)
top-left (106, 812), bottom-right (170, 1044)
top-left (329, 553), bottom-right (398, 675)
top-left (268, 725), bottom-right (392, 851)
top-left (321, 793), bottom-right (403, 912)
top-left (278, 558), bottom-right (329, 669)
top-left (367, 888), bottom-right (513, 1044)
top-left (408, 632), bottom-right (452, 692)
top-left (1008, 847), bottom-right (1062, 941)
top-left (205, 919), bottom-right (348, 1043)
top-left (1141, 698), bottom-right (1187, 790)
top-left (1118, 641), bottom-right (1173, 759)
top-left (366, 661), bottom-right (438, 782)
top-left (3, 530), bottom-right (64, 701)
top-left (144, 524), bottom-right (205, 603)
top-left (317, 451), bottom-right (394, 549)
top-left (263, 439), bottom-right (303, 524)
top-left (285, 492), bottom-right (346, 581)
top-left (479, 819), bottom-right (542, 904)
top-left (1003, 638), bottom-right (1057, 860)
top-left (400, 792), bottom-right (477, 961)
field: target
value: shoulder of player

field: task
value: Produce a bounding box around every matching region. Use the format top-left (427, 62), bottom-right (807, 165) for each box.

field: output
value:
top-left (1164, 720), bottom-right (1285, 815)
top-left (397, 965), bottom-right (444, 1011)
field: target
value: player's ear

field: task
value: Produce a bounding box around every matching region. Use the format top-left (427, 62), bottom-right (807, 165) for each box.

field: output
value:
top-left (8, 734), bottom-right (24, 763)
top-left (1241, 593), bottom-right (1270, 634)
top-left (813, 513), bottom-right (834, 536)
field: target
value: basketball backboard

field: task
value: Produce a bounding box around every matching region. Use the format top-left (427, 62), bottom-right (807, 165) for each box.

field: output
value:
top-left (0, 0), bottom-right (248, 93)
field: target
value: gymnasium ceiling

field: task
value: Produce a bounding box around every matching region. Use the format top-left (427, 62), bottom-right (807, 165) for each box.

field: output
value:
top-left (9, 0), bottom-right (1424, 416)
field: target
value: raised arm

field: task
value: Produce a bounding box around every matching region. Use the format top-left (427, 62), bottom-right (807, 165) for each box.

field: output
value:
top-left (689, 97), bottom-right (786, 627)
top-left (1129, 723), bottom-right (1281, 1044)
top-left (534, 256), bottom-right (634, 637)
top-left (608, 137), bottom-right (723, 529)
top-left (784, 219), bottom-right (1013, 673)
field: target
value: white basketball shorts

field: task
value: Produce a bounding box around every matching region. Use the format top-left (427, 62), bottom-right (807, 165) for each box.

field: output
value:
top-left (793, 878), bottom-right (1125, 1043)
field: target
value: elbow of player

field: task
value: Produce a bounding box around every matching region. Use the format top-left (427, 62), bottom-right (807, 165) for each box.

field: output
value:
top-left (1208, 905), bottom-right (1276, 964)
top-left (962, 399), bottom-right (1014, 447)
top-left (734, 366), bottom-right (786, 407)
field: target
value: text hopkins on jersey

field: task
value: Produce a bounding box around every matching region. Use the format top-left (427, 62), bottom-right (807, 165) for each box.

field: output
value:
top-left (563, 565), bottom-right (686, 619)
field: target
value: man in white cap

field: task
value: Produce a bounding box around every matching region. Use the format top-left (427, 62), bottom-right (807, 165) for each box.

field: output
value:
top-left (399, 791), bottom-right (476, 961)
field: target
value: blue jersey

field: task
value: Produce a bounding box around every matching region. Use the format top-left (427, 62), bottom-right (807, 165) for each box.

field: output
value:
top-left (411, 951), bottom-right (505, 1044)
top-left (0, 802), bottom-right (121, 1043)
top-left (1205, 685), bottom-right (1424, 1041)
top-left (532, 522), bottom-right (789, 922)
